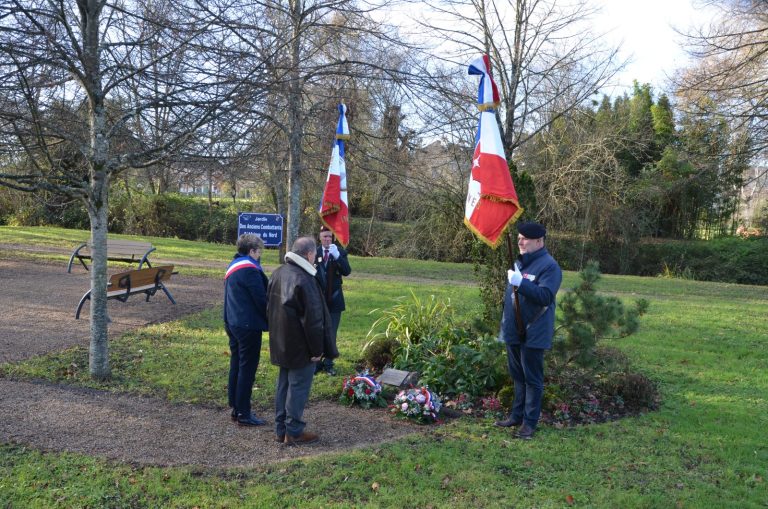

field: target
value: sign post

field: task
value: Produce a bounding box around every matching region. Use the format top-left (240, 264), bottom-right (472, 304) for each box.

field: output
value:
top-left (237, 213), bottom-right (283, 247)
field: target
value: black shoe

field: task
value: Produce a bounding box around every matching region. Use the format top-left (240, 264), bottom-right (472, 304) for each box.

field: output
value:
top-left (230, 408), bottom-right (238, 422)
top-left (237, 413), bottom-right (266, 426)
top-left (494, 417), bottom-right (522, 428)
top-left (515, 423), bottom-right (535, 440)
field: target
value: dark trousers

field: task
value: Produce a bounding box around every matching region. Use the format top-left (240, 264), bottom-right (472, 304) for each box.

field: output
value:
top-left (317, 311), bottom-right (341, 372)
top-left (227, 325), bottom-right (262, 417)
top-left (506, 343), bottom-right (545, 428)
top-left (275, 362), bottom-right (316, 438)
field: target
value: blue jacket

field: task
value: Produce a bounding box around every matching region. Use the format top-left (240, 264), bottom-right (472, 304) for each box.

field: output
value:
top-left (223, 253), bottom-right (268, 331)
top-left (501, 247), bottom-right (562, 349)
top-left (314, 245), bottom-right (351, 313)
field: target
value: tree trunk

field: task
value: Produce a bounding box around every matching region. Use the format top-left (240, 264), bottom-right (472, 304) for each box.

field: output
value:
top-left (285, 2), bottom-right (304, 251)
top-left (87, 186), bottom-right (110, 379)
top-left (81, 0), bottom-right (111, 379)
top-left (87, 99), bottom-right (111, 379)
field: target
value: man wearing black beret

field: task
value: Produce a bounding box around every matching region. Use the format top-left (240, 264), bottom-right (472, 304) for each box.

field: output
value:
top-left (495, 221), bottom-right (562, 439)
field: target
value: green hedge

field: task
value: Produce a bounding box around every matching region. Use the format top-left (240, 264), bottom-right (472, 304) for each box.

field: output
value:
top-left (632, 236), bottom-right (768, 285)
top-left (547, 235), bottom-right (768, 285)
top-left (349, 219), bottom-right (768, 286)
top-left (0, 189), bottom-right (260, 244)
top-left (3, 188), bottom-right (766, 285)
top-left (108, 193), bottom-right (241, 244)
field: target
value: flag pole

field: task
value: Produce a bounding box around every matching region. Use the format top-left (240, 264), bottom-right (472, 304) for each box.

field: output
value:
top-left (506, 232), bottom-right (526, 341)
top-left (505, 232), bottom-right (515, 268)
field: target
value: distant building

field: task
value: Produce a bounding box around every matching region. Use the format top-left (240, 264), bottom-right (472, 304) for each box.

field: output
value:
top-left (411, 139), bottom-right (471, 187)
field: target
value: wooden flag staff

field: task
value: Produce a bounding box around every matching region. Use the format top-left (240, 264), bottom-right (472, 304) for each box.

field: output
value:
top-left (506, 233), bottom-right (526, 341)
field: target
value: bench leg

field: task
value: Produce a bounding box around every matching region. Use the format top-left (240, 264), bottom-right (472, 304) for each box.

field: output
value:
top-left (75, 290), bottom-right (91, 319)
top-left (67, 243), bottom-right (87, 273)
top-left (159, 283), bottom-right (176, 305)
top-left (138, 247), bottom-right (156, 270)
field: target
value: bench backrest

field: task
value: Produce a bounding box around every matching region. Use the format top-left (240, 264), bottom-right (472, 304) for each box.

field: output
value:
top-left (83, 239), bottom-right (154, 257)
top-left (107, 265), bottom-right (174, 297)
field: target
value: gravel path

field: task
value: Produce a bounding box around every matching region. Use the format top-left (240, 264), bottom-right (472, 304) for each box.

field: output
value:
top-left (0, 256), bottom-right (420, 468)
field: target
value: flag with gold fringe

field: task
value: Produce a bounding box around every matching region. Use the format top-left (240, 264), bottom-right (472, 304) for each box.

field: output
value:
top-left (464, 55), bottom-right (523, 247)
top-left (319, 103), bottom-right (350, 247)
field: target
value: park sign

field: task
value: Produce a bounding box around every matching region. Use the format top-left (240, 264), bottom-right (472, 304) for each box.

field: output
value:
top-left (237, 213), bottom-right (283, 247)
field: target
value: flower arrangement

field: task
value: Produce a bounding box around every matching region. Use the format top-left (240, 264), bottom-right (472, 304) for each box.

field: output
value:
top-left (339, 372), bottom-right (387, 409)
top-left (391, 387), bottom-right (442, 424)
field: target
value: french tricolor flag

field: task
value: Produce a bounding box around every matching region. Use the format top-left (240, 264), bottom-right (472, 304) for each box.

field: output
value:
top-left (319, 103), bottom-right (350, 247)
top-left (468, 55), bottom-right (500, 110)
top-left (464, 56), bottom-right (523, 247)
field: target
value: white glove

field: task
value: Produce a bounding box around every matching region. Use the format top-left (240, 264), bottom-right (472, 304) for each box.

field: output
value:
top-left (507, 264), bottom-right (523, 286)
top-left (328, 244), bottom-right (340, 259)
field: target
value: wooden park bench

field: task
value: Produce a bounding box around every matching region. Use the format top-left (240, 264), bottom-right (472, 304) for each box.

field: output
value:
top-left (75, 265), bottom-right (176, 319)
top-left (67, 239), bottom-right (156, 273)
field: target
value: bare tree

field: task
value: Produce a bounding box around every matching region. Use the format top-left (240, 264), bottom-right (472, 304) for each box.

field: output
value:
top-left (418, 0), bottom-right (622, 158)
top-left (0, 0), bottom-right (268, 378)
top-left (676, 0), bottom-right (768, 212)
top-left (212, 0), bottom-right (417, 249)
top-left (677, 1), bottom-right (768, 154)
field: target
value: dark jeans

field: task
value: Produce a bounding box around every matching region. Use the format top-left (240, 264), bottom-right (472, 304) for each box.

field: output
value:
top-left (227, 325), bottom-right (262, 417)
top-left (506, 343), bottom-right (545, 428)
top-left (317, 311), bottom-right (341, 372)
top-left (275, 362), bottom-right (317, 438)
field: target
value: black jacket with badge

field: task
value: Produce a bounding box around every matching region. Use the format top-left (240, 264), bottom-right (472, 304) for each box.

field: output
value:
top-left (314, 245), bottom-right (351, 312)
top-left (500, 247), bottom-right (562, 349)
top-left (267, 254), bottom-right (337, 369)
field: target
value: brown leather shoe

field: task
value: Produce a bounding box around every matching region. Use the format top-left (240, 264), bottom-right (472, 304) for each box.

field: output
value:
top-left (515, 423), bottom-right (535, 440)
top-left (494, 417), bottom-right (522, 428)
top-left (275, 434), bottom-right (285, 443)
top-left (284, 431), bottom-right (319, 446)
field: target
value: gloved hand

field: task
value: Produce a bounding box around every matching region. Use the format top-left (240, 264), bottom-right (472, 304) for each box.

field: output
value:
top-left (507, 264), bottom-right (523, 286)
top-left (328, 244), bottom-right (340, 259)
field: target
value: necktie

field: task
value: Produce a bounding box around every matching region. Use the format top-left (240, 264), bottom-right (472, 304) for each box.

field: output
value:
top-left (323, 248), bottom-right (329, 263)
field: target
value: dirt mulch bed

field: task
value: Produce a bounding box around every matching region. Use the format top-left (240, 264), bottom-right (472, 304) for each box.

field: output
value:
top-left (0, 259), bottom-right (220, 364)
top-left (0, 257), bottom-right (421, 468)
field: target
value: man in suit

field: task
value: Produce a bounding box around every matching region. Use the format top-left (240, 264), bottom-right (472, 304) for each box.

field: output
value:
top-left (314, 225), bottom-right (352, 376)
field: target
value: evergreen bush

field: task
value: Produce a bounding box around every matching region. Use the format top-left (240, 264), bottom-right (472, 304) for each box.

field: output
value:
top-left (552, 261), bottom-right (649, 370)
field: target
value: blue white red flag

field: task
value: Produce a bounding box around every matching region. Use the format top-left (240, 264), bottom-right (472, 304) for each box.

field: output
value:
top-left (319, 103), bottom-right (350, 247)
top-left (468, 55), bottom-right (500, 111)
top-left (464, 55), bottom-right (523, 247)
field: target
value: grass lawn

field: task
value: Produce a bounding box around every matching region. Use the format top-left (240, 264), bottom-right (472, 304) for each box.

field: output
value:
top-left (1, 226), bottom-right (767, 508)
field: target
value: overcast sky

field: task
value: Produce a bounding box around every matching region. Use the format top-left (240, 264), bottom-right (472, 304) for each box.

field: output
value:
top-left (595, 0), bottom-right (718, 95)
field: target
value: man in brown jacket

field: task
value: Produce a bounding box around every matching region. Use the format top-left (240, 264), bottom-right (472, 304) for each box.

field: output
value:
top-left (267, 236), bottom-right (336, 445)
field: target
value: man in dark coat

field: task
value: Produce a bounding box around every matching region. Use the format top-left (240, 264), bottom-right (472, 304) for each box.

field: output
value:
top-left (268, 236), bottom-right (336, 445)
top-left (313, 225), bottom-right (352, 376)
top-left (224, 234), bottom-right (269, 426)
top-left (495, 222), bottom-right (562, 440)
